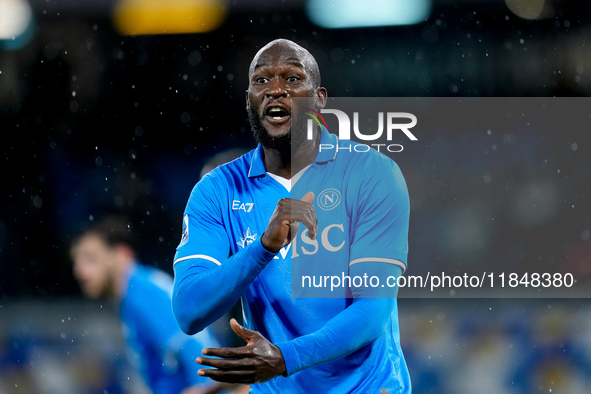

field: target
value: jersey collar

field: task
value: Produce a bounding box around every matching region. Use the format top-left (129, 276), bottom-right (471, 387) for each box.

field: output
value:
top-left (315, 126), bottom-right (339, 163)
top-left (248, 127), bottom-right (338, 178)
top-left (248, 144), bottom-right (267, 177)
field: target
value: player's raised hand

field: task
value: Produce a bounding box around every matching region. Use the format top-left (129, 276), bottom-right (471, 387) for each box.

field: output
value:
top-left (261, 191), bottom-right (317, 253)
top-left (196, 319), bottom-right (287, 384)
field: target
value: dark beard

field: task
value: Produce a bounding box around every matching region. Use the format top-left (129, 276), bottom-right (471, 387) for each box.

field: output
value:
top-left (248, 105), bottom-right (308, 152)
top-left (248, 105), bottom-right (291, 152)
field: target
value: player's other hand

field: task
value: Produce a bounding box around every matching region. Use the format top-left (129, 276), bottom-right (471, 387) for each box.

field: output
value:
top-left (196, 318), bottom-right (287, 384)
top-left (261, 191), bottom-right (317, 253)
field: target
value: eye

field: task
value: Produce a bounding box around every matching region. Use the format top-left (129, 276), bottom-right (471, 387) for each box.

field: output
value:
top-left (255, 76), bottom-right (269, 83)
top-left (287, 76), bottom-right (300, 82)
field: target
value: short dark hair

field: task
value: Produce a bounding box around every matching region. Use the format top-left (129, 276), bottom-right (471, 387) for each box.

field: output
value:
top-left (73, 215), bottom-right (136, 251)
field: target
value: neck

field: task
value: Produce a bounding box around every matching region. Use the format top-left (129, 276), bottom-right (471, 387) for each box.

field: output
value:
top-left (263, 128), bottom-right (320, 179)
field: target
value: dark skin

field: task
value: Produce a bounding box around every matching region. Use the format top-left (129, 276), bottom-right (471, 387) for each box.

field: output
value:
top-left (195, 39), bottom-right (326, 384)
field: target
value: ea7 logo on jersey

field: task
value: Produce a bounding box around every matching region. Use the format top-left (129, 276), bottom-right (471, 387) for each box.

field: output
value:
top-left (317, 189), bottom-right (341, 211)
top-left (232, 200), bottom-right (254, 212)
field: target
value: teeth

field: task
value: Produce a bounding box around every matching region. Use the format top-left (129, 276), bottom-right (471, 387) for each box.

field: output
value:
top-left (268, 107), bottom-right (287, 120)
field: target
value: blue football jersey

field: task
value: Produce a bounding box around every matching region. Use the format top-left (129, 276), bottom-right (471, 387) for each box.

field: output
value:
top-left (120, 264), bottom-right (220, 394)
top-left (174, 127), bottom-right (411, 393)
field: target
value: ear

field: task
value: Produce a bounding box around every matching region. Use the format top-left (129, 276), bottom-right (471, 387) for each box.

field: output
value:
top-left (245, 90), bottom-right (250, 111)
top-left (315, 87), bottom-right (327, 109)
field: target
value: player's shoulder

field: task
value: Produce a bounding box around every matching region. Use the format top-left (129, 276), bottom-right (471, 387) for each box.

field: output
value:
top-left (188, 148), bottom-right (256, 199)
top-left (205, 148), bottom-right (256, 178)
top-left (121, 263), bottom-right (173, 321)
top-left (198, 148), bottom-right (256, 187)
top-left (129, 264), bottom-right (171, 293)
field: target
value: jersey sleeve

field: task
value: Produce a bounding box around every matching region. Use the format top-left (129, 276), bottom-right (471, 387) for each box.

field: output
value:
top-left (348, 154), bottom-right (409, 273)
top-left (276, 263), bottom-right (401, 376)
top-left (173, 173), bottom-right (230, 268)
top-left (172, 170), bottom-right (277, 334)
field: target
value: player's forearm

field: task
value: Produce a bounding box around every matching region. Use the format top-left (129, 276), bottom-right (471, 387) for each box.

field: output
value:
top-left (173, 267), bottom-right (239, 334)
top-left (276, 263), bottom-right (402, 375)
top-left (276, 296), bottom-right (395, 376)
top-left (172, 238), bottom-right (276, 334)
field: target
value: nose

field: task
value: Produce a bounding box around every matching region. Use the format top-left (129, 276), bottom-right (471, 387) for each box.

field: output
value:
top-left (265, 77), bottom-right (288, 99)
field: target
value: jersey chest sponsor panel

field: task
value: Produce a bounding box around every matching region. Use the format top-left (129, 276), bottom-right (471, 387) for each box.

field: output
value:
top-left (291, 166), bottom-right (353, 298)
top-left (228, 178), bottom-right (351, 258)
top-left (225, 167), bottom-right (355, 303)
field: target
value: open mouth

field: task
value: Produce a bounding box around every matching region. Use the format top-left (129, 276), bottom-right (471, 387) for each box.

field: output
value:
top-left (265, 106), bottom-right (290, 122)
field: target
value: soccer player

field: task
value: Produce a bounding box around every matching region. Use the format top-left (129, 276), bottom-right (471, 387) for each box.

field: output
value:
top-left (172, 39), bottom-right (411, 393)
top-left (71, 215), bottom-right (239, 394)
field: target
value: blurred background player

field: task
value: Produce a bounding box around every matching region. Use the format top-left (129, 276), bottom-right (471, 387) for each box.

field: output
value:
top-left (71, 215), bottom-right (245, 394)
